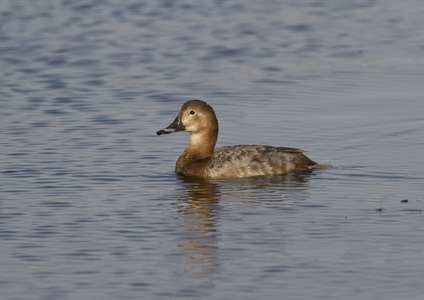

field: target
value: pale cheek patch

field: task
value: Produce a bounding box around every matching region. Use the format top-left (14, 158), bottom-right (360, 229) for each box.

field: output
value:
top-left (189, 133), bottom-right (202, 145)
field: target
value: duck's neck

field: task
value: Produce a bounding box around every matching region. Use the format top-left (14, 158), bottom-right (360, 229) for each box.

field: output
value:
top-left (175, 130), bottom-right (217, 177)
top-left (184, 131), bottom-right (217, 160)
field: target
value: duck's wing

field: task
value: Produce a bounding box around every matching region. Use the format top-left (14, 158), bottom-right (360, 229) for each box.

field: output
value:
top-left (210, 145), bottom-right (316, 177)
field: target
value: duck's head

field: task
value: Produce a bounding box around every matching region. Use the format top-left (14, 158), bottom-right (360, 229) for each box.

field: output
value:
top-left (156, 100), bottom-right (218, 136)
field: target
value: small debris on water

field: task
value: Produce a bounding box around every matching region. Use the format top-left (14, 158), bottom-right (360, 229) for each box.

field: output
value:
top-left (400, 199), bottom-right (409, 203)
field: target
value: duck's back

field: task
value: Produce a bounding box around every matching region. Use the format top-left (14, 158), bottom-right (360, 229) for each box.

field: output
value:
top-left (209, 145), bottom-right (318, 178)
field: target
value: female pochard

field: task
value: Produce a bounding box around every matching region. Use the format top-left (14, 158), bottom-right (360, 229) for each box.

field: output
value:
top-left (157, 100), bottom-right (327, 178)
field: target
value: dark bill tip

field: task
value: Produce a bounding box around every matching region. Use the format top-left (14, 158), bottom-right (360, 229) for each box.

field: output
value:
top-left (156, 116), bottom-right (185, 136)
top-left (156, 128), bottom-right (175, 135)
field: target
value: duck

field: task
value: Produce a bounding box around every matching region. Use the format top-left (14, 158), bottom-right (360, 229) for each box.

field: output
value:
top-left (157, 99), bottom-right (328, 178)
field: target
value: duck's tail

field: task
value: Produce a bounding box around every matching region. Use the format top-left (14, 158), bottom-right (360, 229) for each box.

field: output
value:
top-left (309, 162), bottom-right (332, 170)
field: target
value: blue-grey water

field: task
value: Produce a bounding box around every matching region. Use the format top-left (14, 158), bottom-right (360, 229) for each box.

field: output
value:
top-left (1, 1), bottom-right (424, 299)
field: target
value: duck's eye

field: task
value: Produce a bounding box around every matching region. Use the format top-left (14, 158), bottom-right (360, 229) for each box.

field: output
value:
top-left (189, 110), bottom-right (195, 115)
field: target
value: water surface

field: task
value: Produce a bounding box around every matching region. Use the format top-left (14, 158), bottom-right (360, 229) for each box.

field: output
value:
top-left (1, 0), bottom-right (424, 299)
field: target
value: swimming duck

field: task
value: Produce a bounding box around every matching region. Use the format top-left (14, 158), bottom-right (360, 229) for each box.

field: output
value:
top-left (157, 100), bottom-right (327, 178)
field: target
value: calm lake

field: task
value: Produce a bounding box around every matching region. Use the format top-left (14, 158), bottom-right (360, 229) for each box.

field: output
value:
top-left (1, 0), bottom-right (424, 299)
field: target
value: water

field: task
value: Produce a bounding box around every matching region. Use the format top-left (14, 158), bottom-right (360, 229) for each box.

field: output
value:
top-left (1, 0), bottom-right (424, 299)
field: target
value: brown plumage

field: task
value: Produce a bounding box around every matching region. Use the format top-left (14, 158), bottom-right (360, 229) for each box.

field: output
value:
top-left (157, 100), bottom-right (328, 178)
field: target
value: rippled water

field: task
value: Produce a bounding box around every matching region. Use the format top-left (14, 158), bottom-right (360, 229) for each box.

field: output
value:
top-left (1, 0), bottom-right (424, 299)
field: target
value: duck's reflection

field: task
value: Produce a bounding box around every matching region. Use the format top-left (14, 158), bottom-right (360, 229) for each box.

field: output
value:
top-left (176, 177), bottom-right (221, 278)
top-left (174, 172), bottom-right (313, 294)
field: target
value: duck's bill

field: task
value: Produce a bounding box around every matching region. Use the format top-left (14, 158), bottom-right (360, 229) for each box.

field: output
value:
top-left (156, 116), bottom-right (185, 135)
